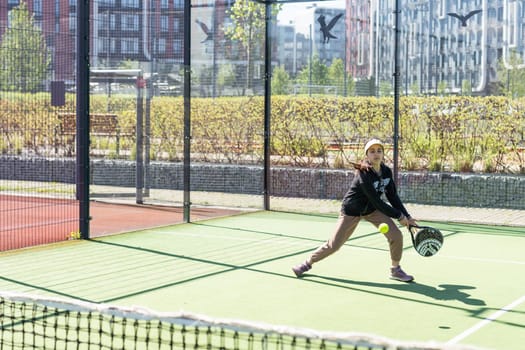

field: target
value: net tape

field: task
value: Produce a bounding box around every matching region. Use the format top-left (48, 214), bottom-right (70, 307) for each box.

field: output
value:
top-left (0, 291), bottom-right (485, 350)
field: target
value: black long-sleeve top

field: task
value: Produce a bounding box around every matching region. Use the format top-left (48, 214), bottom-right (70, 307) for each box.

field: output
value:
top-left (341, 163), bottom-right (411, 219)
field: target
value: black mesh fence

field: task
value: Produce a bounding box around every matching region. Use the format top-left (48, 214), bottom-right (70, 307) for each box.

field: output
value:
top-left (0, 2), bottom-right (77, 250)
top-left (84, 0), bottom-right (525, 212)
top-left (0, 0), bottom-right (524, 250)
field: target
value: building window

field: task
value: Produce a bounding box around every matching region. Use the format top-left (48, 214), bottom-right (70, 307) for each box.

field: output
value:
top-left (508, 1), bottom-right (518, 47)
top-left (122, 0), bottom-right (139, 8)
top-left (173, 18), bottom-right (180, 32)
top-left (122, 38), bottom-right (139, 54)
top-left (161, 16), bottom-right (169, 32)
top-left (98, 38), bottom-right (106, 53)
top-left (99, 37), bottom-right (115, 54)
top-left (254, 64), bottom-right (261, 79)
top-left (69, 14), bottom-right (76, 31)
top-left (121, 14), bottom-right (139, 31)
top-left (158, 38), bottom-right (166, 53)
top-left (33, 0), bottom-right (42, 16)
top-left (101, 13), bottom-right (117, 31)
top-left (173, 39), bottom-right (183, 55)
top-left (357, 33), bottom-right (365, 65)
top-left (438, 0), bottom-right (446, 18)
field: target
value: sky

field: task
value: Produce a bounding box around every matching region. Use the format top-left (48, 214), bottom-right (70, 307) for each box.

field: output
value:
top-left (276, 0), bottom-right (345, 34)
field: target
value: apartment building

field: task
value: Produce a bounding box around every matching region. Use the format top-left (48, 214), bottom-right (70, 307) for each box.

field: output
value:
top-left (369, 0), bottom-right (525, 94)
top-left (2, 0), bottom-right (524, 95)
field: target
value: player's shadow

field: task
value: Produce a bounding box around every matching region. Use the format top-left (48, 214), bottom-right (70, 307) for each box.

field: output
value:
top-left (310, 275), bottom-right (486, 306)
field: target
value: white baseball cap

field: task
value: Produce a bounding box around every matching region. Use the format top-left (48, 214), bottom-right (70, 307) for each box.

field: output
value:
top-left (364, 139), bottom-right (383, 154)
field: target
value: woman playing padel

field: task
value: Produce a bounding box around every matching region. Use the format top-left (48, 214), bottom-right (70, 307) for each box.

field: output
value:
top-left (292, 139), bottom-right (418, 282)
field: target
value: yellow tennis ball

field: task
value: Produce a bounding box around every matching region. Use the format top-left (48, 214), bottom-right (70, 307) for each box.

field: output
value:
top-left (378, 223), bottom-right (389, 234)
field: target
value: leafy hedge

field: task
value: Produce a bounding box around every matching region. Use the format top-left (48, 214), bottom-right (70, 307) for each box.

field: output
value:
top-left (1, 93), bottom-right (524, 174)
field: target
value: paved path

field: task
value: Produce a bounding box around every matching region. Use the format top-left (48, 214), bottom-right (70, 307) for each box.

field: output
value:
top-left (90, 186), bottom-right (525, 228)
top-left (405, 204), bottom-right (525, 227)
top-left (269, 197), bottom-right (525, 227)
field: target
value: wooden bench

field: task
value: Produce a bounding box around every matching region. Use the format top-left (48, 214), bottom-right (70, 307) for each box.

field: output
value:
top-left (55, 113), bottom-right (135, 155)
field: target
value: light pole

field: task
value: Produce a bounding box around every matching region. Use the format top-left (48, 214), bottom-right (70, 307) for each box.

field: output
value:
top-left (427, 4), bottom-right (434, 93)
top-left (429, 34), bottom-right (438, 94)
top-left (309, 23), bottom-right (312, 96)
top-left (404, 28), bottom-right (410, 95)
top-left (212, 7), bottom-right (217, 97)
top-left (393, 0), bottom-right (401, 182)
top-left (290, 21), bottom-right (297, 76)
top-left (459, 36), bottom-right (466, 95)
top-left (343, 14), bottom-right (347, 96)
top-left (306, 4), bottom-right (316, 96)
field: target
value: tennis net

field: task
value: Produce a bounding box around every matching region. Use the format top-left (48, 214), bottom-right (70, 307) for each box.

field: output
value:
top-left (0, 291), bottom-right (484, 350)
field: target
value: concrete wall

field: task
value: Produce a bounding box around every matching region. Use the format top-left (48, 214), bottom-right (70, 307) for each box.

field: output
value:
top-left (1, 156), bottom-right (523, 209)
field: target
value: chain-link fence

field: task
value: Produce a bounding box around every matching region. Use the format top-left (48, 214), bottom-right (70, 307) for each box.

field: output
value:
top-left (1, 0), bottom-right (524, 250)
top-left (0, 2), bottom-right (77, 250)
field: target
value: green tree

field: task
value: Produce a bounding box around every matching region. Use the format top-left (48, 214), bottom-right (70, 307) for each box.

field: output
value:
top-left (327, 58), bottom-right (354, 96)
top-left (461, 79), bottom-right (472, 96)
top-left (217, 64), bottom-right (238, 96)
top-left (225, 0), bottom-right (281, 94)
top-left (497, 50), bottom-right (525, 98)
top-left (0, 2), bottom-right (50, 92)
top-left (379, 80), bottom-right (392, 96)
top-left (410, 80), bottom-right (419, 96)
top-left (271, 65), bottom-right (291, 95)
top-left (437, 80), bottom-right (447, 96)
top-left (346, 73), bottom-right (356, 96)
top-left (296, 54), bottom-right (329, 94)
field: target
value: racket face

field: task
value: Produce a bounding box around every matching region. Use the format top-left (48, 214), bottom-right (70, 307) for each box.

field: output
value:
top-left (415, 238), bottom-right (442, 256)
top-left (414, 227), bottom-right (443, 257)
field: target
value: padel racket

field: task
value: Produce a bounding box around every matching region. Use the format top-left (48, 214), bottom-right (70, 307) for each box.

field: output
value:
top-left (409, 225), bottom-right (443, 257)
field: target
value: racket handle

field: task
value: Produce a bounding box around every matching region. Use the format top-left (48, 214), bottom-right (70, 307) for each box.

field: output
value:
top-left (408, 224), bottom-right (419, 234)
top-left (409, 224), bottom-right (434, 231)
top-left (408, 225), bottom-right (417, 245)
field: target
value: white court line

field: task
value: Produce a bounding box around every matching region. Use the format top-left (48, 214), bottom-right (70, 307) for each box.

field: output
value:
top-left (152, 230), bottom-right (396, 250)
top-left (152, 231), bottom-right (525, 263)
top-left (151, 230), bottom-right (320, 248)
top-left (446, 295), bottom-right (525, 345)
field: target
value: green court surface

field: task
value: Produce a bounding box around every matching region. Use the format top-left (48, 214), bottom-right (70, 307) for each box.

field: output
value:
top-left (0, 211), bottom-right (523, 349)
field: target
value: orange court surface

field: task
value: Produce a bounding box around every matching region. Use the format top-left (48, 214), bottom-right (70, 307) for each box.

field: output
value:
top-left (1, 194), bottom-right (240, 251)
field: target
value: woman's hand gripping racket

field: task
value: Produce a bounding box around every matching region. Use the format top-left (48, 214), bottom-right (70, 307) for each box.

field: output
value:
top-left (408, 225), bottom-right (444, 257)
